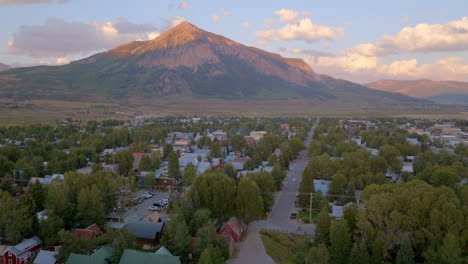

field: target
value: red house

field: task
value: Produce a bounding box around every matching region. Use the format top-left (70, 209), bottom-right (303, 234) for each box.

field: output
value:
top-left (74, 224), bottom-right (103, 240)
top-left (218, 217), bottom-right (246, 255)
top-left (1, 237), bottom-right (42, 264)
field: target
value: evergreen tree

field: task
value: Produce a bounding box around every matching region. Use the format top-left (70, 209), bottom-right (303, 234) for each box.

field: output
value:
top-left (38, 212), bottom-right (64, 247)
top-left (198, 244), bottom-right (225, 264)
top-left (271, 163), bottom-right (285, 190)
top-left (305, 244), bottom-right (329, 264)
top-left (330, 218), bottom-right (351, 264)
top-left (315, 205), bottom-right (331, 245)
top-left (161, 214), bottom-right (190, 260)
top-left (183, 163), bottom-right (196, 186)
top-left (396, 238), bottom-right (414, 264)
top-left (168, 152), bottom-right (181, 178)
top-left (236, 177), bottom-right (264, 223)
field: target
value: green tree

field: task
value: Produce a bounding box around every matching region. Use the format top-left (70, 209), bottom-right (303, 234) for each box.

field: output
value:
top-left (138, 155), bottom-right (153, 171)
top-left (329, 218), bottom-right (351, 264)
top-left (196, 222), bottom-right (217, 256)
top-left (0, 191), bottom-right (32, 244)
top-left (315, 205), bottom-right (331, 245)
top-left (396, 239), bottom-right (414, 264)
top-left (163, 143), bottom-right (173, 160)
top-left (223, 164), bottom-right (237, 181)
top-left (162, 214), bottom-right (190, 260)
top-left (183, 163), bottom-right (196, 186)
top-left (271, 163), bottom-right (285, 190)
top-left (100, 228), bottom-right (137, 264)
top-left (45, 184), bottom-right (74, 228)
top-left (305, 244), bottom-right (329, 264)
top-left (210, 141), bottom-right (223, 158)
top-left (189, 208), bottom-right (211, 236)
top-left (77, 186), bottom-right (105, 227)
top-left (28, 181), bottom-right (46, 212)
top-left (143, 172), bottom-right (155, 186)
top-left (55, 229), bottom-right (95, 262)
top-left (113, 149), bottom-right (134, 176)
top-left (168, 152), bottom-right (180, 178)
top-left (198, 244), bottom-right (225, 264)
top-left (38, 212), bottom-right (64, 247)
top-left (230, 135), bottom-right (246, 154)
top-left (348, 240), bottom-right (370, 264)
top-left (236, 177), bottom-right (264, 223)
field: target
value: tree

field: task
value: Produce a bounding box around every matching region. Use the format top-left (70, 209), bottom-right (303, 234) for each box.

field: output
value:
top-left (163, 143), bottom-right (173, 160)
top-left (236, 177), bottom-right (264, 223)
top-left (113, 149), bottom-right (134, 176)
top-left (55, 229), bottom-right (95, 262)
top-left (305, 244), bottom-right (329, 264)
top-left (162, 213), bottom-right (190, 260)
top-left (38, 212), bottom-right (64, 247)
top-left (210, 142), bottom-right (222, 158)
top-left (100, 228), bottom-right (137, 263)
top-left (77, 186), bottom-right (105, 228)
top-left (348, 240), bottom-right (370, 264)
top-left (396, 238), bottom-right (414, 264)
top-left (0, 191), bottom-right (32, 244)
top-left (230, 135), bottom-right (246, 154)
top-left (369, 156), bottom-right (388, 174)
top-left (315, 205), bottom-right (331, 245)
top-left (247, 172), bottom-right (275, 212)
top-left (168, 152), bottom-right (180, 178)
top-left (198, 244), bottom-right (225, 264)
top-left (189, 208), bottom-right (211, 236)
top-left (196, 222), bottom-right (217, 256)
top-left (329, 173), bottom-right (347, 195)
top-left (28, 181), bottom-right (46, 212)
top-left (45, 184), bottom-right (74, 228)
top-left (271, 163), bottom-right (285, 190)
top-left (429, 165), bottom-right (460, 187)
top-left (138, 155), bottom-right (153, 171)
top-left (143, 172), bottom-right (155, 186)
top-left (182, 163), bottom-right (196, 186)
top-left (329, 218), bottom-right (351, 264)
top-left (223, 164), bottom-right (237, 181)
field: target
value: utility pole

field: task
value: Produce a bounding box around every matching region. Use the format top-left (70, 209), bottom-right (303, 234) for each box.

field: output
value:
top-left (309, 192), bottom-right (313, 224)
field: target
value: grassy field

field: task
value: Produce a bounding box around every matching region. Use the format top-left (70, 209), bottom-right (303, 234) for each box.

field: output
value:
top-left (0, 97), bottom-right (467, 125)
top-left (260, 230), bottom-right (311, 264)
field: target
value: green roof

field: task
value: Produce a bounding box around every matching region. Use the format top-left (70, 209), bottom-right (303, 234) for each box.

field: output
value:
top-left (155, 246), bottom-right (173, 256)
top-left (119, 249), bottom-right (180, 264)
top-left (66, 247), bottom-right (113, 264)
top-left (124, 213), bottom-right (141, 223)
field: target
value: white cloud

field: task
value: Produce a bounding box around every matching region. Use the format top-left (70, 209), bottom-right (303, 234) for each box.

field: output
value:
top-left (0, 0), bottom-right (70, 5)
top-left (256, 18), bottom-right (344, 43)
top-left (212, 9), bottom-right (231, 23)
top-left (242, 22), bottom-right (251, 28)
top-left (274, 9), bottom-right (300, 22)
top-left (278, 47), bottom-right (335, 57)
top-left (177, 1), bottom-right (188, 8)
top-left (165, 16), bottom-right (187, 29)
top-left (263, 18), bottom-right (277, 28)
top-left (8, 17), bottom-right (158, 58)
top-left (147, 32), bottom-right (160, 40)
top-left (307, 51), bottom-right (468, 82)
top-left (351, 17), bottom-right (468, 57)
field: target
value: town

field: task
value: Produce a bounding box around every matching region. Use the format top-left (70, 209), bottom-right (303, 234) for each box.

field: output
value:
top-left (0, 115), bottom-right (465, 264)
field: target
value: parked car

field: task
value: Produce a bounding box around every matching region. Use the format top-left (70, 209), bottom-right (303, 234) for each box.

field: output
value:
top-left (291, 178), bottom-right (297, 182)
top-left (153, 202), bottom-right (165, 207)
top-left (289, 212), bottom-right (297, 219)
top-left (143, 193), bottom-right (153, 199)
top-left (148, 206), bottom-right (160, 211)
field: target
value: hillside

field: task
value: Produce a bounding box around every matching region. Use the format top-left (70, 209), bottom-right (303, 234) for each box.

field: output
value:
top-left (0, 22), bottom-right (419, 105)
top-left (0, 63), bottom-right (10, 72)
top-left (365, 79), bottom-right (468, 98)
top-left (425, 94), bottom-right (468, 104)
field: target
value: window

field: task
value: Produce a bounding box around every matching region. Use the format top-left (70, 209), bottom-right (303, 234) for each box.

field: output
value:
top-left (8, 260), bottom-right (12, 264)
top-left (227, 227), bottom-right (231, 231)
top-left (8, 251), bottom-right (12, 256)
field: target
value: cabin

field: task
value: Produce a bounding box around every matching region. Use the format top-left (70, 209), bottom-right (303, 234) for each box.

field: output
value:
top-left (125, 222), bottom-right (164, 249)
top-left (1, 237), bottom-right (42, 264)
top-left (218, 217), bottom-right (246, 256)
top-left (74, 224), bottom-right (103, 240)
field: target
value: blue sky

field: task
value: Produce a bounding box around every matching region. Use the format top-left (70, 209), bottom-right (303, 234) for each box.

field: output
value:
top-left (1, 0), bottom-right (468, 82)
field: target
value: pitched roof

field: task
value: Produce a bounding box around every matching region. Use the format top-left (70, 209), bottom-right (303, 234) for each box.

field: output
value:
top-left (65, 247), bottom-right (113, 264)
top-left (125, 222), bottom-right (164, 240)
top-left (123, 213), bottom-right (141, 223)
top-left (74, 224), bottom-right (103, 240)
top-left (8, 236), bottom-right (42, 257)
top-left (119, 249), bottom-right (180, 264)
top-left (86, 224), bottom-right (103, 234)
top-left (33, 250), bottom-right (57, 264)
top-left (155, 246), bottom-right (173, 256)
top-left (221, 217), bottom-right (246, 237)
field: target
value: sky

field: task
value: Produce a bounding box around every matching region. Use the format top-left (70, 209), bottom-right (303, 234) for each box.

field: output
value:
top-left (1, 0), bottom-right (468, 83)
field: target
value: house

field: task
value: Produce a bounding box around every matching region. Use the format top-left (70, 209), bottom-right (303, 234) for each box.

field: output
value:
top-left (118, 248), bottom-right (180, 264)
top-left (33, 250), bottom-right (57, 264)
top-left (74, 224), bottom-right (103, 240)
top-left (209, 130), bottom-right (228, 141)
top-left (331, 202), bottom-right (354, 218)
top-left (2, 237), bottom-right (42, 264)
top-left (0, 246), bottom-right (8, 264)
top-left (76, 166), bottom-right (93, 174)
top-left (125, 222), bottom-right (164, 249)
top-left (274, 148), bottom-right (281, 157)
top-left (229, 157), bottom-right (251, 171)
top-left (101, 164), bottom-right (119, 174)
top-left (196, 162), bottom-right (211, 174)
top-left (407, 138), bottom-right (420, 145)
top-left (244, 136), bottom-right (256, 146)
top-left (218, 217), bottom-right (246, 256)
top-left (155, 175), bottom-right (178, 189)
top-left (65, 247), bottom-right (113, 264)
top-left (313, 180), bottom-right (332, 196)
top-left (250, 131), bottom-right (268, 141)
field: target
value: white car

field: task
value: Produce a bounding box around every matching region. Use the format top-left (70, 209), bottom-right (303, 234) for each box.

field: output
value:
top-left (148, 206), bottom-right (160, 211)
top-left (143, 193), bottom-right (153, 199)
top-left (291, 178), bottom-right (297, 182)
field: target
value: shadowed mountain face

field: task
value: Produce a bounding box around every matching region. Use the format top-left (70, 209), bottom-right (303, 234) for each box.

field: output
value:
top-left (365, 79), bottom-right (468, 98)
top-left (0, 22), bottom-right (420, 104)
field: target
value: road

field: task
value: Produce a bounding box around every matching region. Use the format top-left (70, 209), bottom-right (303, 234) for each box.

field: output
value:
top-left (123, 190), bottom-right (171, 221)
top-left (228, 119), bottom-right (318, 264)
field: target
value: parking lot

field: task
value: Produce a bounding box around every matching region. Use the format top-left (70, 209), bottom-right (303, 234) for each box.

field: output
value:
top-left (122, 189), bottom-right (172, 221)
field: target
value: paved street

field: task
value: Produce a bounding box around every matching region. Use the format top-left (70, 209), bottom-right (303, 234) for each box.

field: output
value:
top-left (228, 120), bottom-right (318, 264)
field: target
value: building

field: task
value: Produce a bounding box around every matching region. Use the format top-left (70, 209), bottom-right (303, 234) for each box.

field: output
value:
top-left (250, 131), bottom-right (268, 141)
top-left (155, 174), bottom-right (178, 189)
top-left (118, 248), bottom-right (180, 264)
top-left (331, 202), bottom-right (354, 218)
top-left (313, 180), bottom-right (332, 196)
top-left (229, 156), bottom-right (251, 171)
top-left (218, 217), bottom-right (246, 256)
top-left (65, 247), bottom-right (113, 264)
top-left (33, 250), bottom-right (57, 264)
top-left (101, 164), bottom-right (119, 174)
top-left (74, 224), bottom-right (103, 240)
top-left (1, 237), bottom-right (42, 264)
top-left (125, 222), bottom-right (164, 249)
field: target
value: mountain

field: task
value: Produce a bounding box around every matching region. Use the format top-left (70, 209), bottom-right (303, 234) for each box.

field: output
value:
top-left (0, 22), bottom-right (419, 104)
top-left (425, 94), bottom-right (468, 104)
top-left (365, 79), bottom-right (468, 98)
top-left (0, 63), bottom-right (10, 72)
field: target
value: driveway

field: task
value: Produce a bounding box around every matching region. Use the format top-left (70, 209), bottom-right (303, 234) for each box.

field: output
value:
top-left (123, 189), bottom-right (171, 221)
top-left (228, 120), bottom-right (318, 264)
